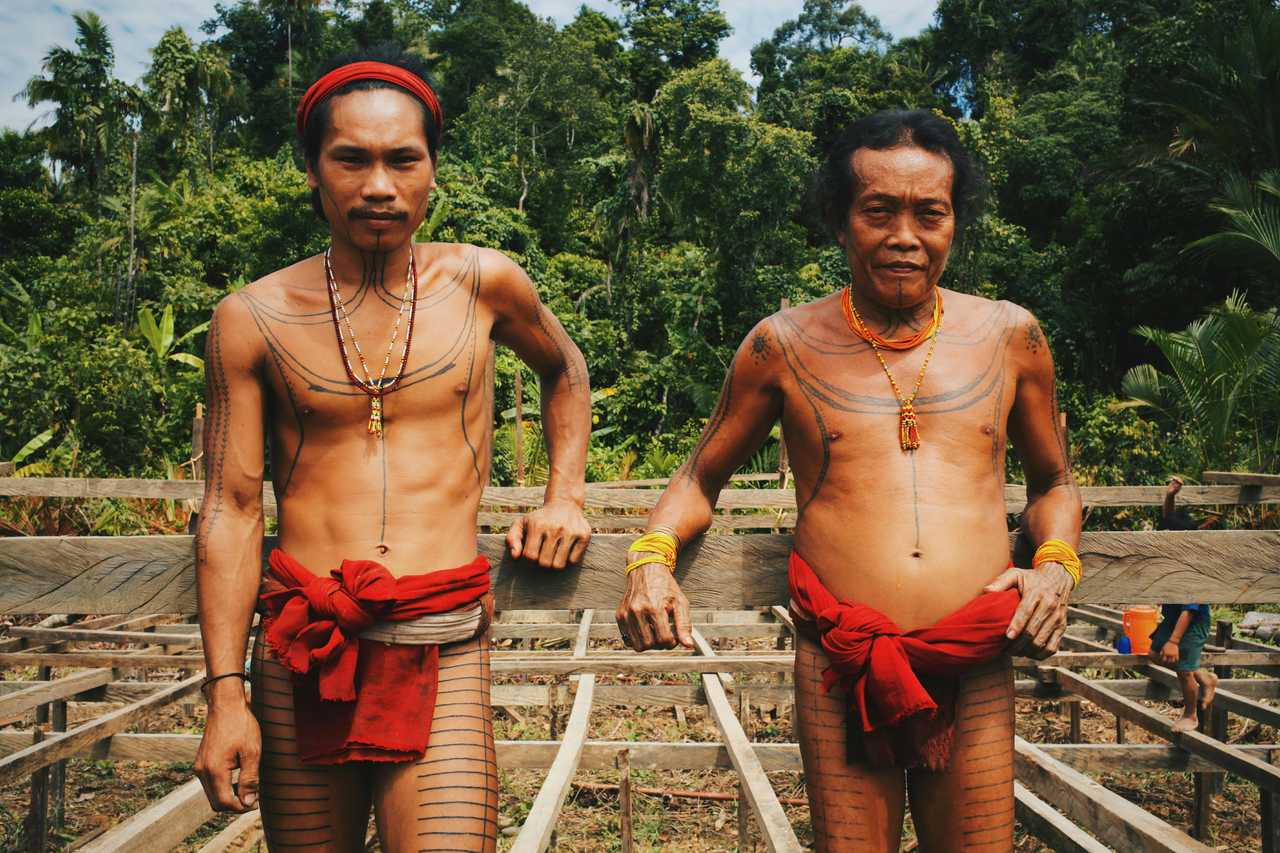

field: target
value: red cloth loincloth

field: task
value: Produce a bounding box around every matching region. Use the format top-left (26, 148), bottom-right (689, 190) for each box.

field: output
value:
top-left (259, 548), bottom-right (491, 764)
top-left (788, 550), bottom-right (1020, 770)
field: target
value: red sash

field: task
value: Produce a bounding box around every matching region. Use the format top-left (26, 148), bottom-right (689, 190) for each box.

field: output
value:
top-left (788, 551), bottom-right (1019, 769)
top-left (259, 549), bottom-right (491, 764)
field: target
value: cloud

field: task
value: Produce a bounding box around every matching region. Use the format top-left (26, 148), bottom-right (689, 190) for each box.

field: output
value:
top-left (0, 0), bottom-right (938, 131)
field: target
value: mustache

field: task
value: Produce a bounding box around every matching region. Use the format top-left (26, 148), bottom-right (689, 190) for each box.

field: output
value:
top-left (349, 207), bottom-right (409, 221)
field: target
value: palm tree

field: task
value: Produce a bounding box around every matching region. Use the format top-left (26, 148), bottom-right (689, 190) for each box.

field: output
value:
top-left (259, 0), bottom-right (324, 96)
top-left (1118, 293), bottom-right (1280, 472)
top-left (1185, 170), bottom-right (1280, 276)
top-left (22, 10), bottom-right (132, 193)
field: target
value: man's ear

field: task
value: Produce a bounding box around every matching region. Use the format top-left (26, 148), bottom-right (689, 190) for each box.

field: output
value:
top-left (305, 162), bottom-right (319, 190)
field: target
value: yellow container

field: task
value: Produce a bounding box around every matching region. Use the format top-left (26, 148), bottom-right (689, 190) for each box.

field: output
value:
top-left (1123, 606), bottom-right (1160, 655)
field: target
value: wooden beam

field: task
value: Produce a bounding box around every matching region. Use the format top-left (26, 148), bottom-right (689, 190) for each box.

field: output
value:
top-left (196, 810), bottom-right (262, 853)
top-left (7, 477), bottom-right (1279, 508)
top-left (1203, 471), bottom-right (1280, 487)
top-left (0, 672), bottom-right (202, 785)
top-left (2, 530), bottom-right (1278, 614)
top-left (79, 778), bottom-right (213, 853)
top-left (1038, 744), bottom-right (1276, 774)
top-left (1014, 738), bottom-right (1213, 852)
top-left (0, 651), bottom-right (204, 668)
top-left (510, 611), bottom-right (595, 853)
top-left (694, 628), bottom-right (802, 853)
top-left (1013, 782), bottom-right (1109, 853)
top-left (5, 626), bottom-right (197, 646)
top-left (0, 669), bottom-right (111, 721)
top-left (1144, 663), bottom-right (1280, 728)
top-left (1051, 667), bottom-right (1280, 795)
top-left (490, 621), bottom-right (786, 641)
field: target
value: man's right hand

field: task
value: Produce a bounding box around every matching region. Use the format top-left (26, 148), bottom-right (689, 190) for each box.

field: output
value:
top-left (616, 563), bottom-right (694, 650)
top-left (194, 682), bottom-right (261, 813)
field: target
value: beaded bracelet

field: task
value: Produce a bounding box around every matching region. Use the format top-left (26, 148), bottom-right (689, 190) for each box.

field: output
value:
top-left (1033, 539), bottom-right (1082, 588)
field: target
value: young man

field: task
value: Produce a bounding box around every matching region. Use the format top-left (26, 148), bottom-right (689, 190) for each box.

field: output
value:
top-left (615, 110), bottom-right (1082, 852)
top-left (193, 48), bottom-right (592, 852)
top-left (1152, 476), bottom-right (1218, 732)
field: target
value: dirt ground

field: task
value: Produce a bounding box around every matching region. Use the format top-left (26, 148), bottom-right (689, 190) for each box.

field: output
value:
top-left (0, 629), bottom-right (1271, 852)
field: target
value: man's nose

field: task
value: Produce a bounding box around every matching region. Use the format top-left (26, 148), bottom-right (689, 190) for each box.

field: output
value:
top-left (885, 213), bottom-right (921, 251)
top-left (362, 163), bottom-right (395, 200)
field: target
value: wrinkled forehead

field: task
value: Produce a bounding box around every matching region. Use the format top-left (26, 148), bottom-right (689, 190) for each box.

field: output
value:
top-left (321, 87), bottom-right (429, 151)
top-left (851, 145), bottom-right (954, 203)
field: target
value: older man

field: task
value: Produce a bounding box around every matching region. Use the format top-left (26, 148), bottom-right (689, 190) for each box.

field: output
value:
top-left (193, 46), bottom-right (592, 852)
top-left (616, 110), bottom-right (1082, 851)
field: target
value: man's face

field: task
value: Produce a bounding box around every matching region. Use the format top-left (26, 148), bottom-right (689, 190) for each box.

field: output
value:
top-left (837, 145), bottom-right (956, 309)
top-left (307, 88), bottom-right (435, 253)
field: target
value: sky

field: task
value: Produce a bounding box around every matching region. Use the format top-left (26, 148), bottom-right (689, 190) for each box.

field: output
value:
top-left (1, 0), bottom-right (938, 132)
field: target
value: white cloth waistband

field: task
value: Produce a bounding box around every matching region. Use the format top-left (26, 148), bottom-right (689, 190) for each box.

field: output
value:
top-left (358, 603), bottom-right (486, 645)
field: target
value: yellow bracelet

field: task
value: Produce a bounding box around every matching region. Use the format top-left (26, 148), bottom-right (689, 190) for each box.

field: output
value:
top-left (625, 530), bottom-right (679, 575)
top-left (1033, 539), bottom-right (1082, 588)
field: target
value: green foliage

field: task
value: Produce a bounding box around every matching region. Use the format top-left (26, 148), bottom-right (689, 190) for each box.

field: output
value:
top-left (1119, 293), bottom-right (1280, 472)
top-left (5, 0), bottom-right (1280, 483)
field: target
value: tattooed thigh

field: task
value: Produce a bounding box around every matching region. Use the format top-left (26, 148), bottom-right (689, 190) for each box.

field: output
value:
top-left (907, 659), bottom-right (1015, 853)
top-left (251, 634), bottom-right (372, 852)
top-left (372, 635), bottom-right (498, 853)
top-left (795, 633), bottom-right (906, 852)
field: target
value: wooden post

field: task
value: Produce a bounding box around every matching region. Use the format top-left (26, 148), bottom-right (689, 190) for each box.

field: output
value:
top-left (191, 403), bottom-right (205, 481)
top-left (776, 298), bottom-right (791, 492)
top-left (1068, 701), bottom-right (1082, 742)
top-left (617, 748), bottom-right (633, 853)
top-left (737, 688), bottom-right (752, 851)
top-left (1115, 716), bottom-right (1126, 744)
top-left (51, 699), bottom-right (66, 830)
top-left (1263, 748), bottom-right (1280, 853)
top-left (1192, 772), bottom-right (1213, 841)
top-left (26, 728), bottom-right (47, 853)
top-left (513, 368), bottom-right (525, 487)
top-left (1211, 620), bottom-right (1234, 795)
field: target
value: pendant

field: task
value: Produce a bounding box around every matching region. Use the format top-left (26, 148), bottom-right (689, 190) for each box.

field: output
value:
top-left (899, 403), bottom-right (920, 452)
top-left (368, 395), bottom-right (383, 436)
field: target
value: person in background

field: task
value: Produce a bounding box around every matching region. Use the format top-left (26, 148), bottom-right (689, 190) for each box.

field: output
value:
top-left (1151, 476), bottom-right (1218, 732)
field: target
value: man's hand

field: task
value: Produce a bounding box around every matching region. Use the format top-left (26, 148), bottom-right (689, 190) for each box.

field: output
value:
top-left (985, 562), bottom-right (1074, 659)
top-left (194, 683), bottom-right (261, 813)
top-left (507, 498), bottom-right (591, 569)
top-left (1159, 641), bottom-right (1181, 665)
top-left (1167, 476), bottom-right (1184, 497)
top-left (616, 564), bottom-right (694, 650)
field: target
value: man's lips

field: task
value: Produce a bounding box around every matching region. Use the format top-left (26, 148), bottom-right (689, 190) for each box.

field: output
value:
top-left (351, 211), bottom-right (407, 221)
top-left (878, 262), bottom-right (924, 272)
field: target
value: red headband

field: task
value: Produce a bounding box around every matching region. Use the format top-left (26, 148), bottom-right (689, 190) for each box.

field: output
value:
top-left (296, 60), bottom-right (444, 141)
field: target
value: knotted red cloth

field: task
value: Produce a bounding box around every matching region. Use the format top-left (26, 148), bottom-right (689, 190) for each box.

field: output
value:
top-left (788, 550), bottom-right (1020, 769)
top-left (259, 549), bottom-right (491, 764)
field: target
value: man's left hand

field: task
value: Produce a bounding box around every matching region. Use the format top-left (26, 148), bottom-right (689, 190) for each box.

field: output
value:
top-left (507, 499), bottom-right (592, 569)
top-left (985, 562), bottom-right (1074, 659)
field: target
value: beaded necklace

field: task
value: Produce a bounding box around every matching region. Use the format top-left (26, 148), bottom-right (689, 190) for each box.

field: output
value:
top-left (324, 246), bottom-right (418, 436)
top-left (842, 286), bottom-right (943, 452)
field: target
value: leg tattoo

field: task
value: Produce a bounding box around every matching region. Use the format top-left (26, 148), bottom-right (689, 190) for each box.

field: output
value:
top-left (373, 635), bottom-right (499, 853)
top-left (795, 634), bottom-right (905, 852)
top-left (251, 635), bottom-right (372, 852)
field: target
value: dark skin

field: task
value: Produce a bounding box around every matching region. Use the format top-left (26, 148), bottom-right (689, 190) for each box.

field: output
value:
top-left (616, 145), bottom-right (1081, 850)
top-left (193, 88), bottom-right (592, 823)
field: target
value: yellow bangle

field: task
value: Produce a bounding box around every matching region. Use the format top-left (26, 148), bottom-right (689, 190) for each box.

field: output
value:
top-left (625, 530), bottom-right (679, 575)
top-left (1033, 539), bottom-right (1082, 588)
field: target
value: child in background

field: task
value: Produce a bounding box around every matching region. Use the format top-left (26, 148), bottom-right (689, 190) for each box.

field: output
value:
top-left (1151, 476), bottom-right (1219, 732)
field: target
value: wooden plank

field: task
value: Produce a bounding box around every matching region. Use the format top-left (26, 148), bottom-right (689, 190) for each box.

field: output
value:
top-left (1013, 782), bottom-right (1110, 853)
top-left (511, 610), bottom-right (595, 853)
top-left (79, 778), bottom-right (214, 853)
top-left (1015, 737), bottom-right (1213, 852)
top-left (196, 810), bottom-right (262, 853)
top-left (0, 651), bottom-right (204, 668)
top-left (6, 626), bottom-right (198, 646)
top-left (1051, 667), bottom-right (1280, 794)
top-left (0, 668), bottom-right (112, 724)
top-left (0, 672), bottom-right (202, 785)
top-left (1038, 744), bottom-right (1273, 774)
top-left (1144, 663), bottom-right (1280, 728)
top-left (694, 629), bottom-right (802, 853)
top-left (2, 529), bottom-right (1278, 614)
top-left (7, 477), bottom-right (1280, 508)
top-left (490, 621), bottom-right (785, 641)
top-left (1204, 471), bottom-right (1280, 487)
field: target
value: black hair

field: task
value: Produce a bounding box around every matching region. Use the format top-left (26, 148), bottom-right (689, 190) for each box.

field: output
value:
top-left (811, 109), bottom-right (986, 238)
top-left (302, 44), bottom-right (442, 221)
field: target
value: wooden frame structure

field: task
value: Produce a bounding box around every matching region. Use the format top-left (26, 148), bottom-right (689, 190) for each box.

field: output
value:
top-left (1, 478), bottom-right (1278, 850)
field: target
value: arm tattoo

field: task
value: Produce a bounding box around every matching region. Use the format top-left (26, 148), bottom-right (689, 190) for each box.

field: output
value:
top-left (681, 351), bottom-right (739, 486)
top-left (196, 312), bottom-right (231, 566)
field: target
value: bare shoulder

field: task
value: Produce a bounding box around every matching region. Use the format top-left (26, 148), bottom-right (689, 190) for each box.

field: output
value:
top-left (467, 244), bottom-right (533, 300)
